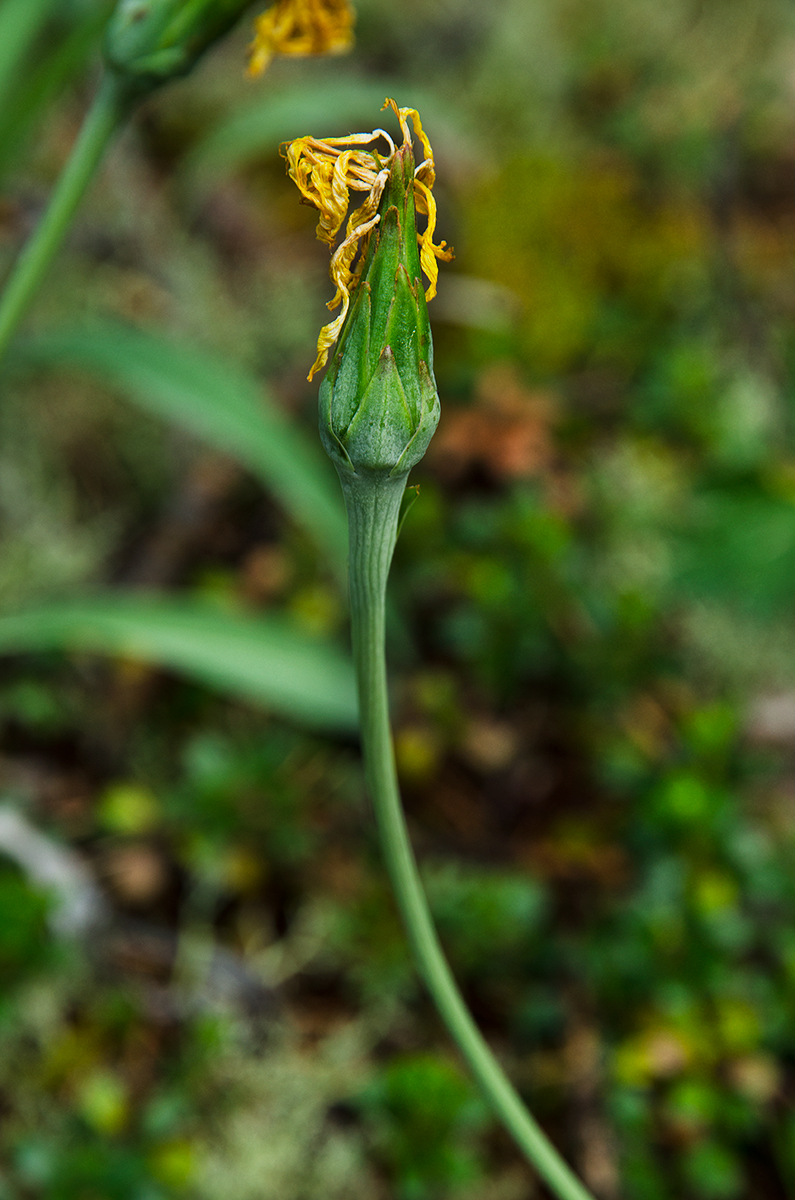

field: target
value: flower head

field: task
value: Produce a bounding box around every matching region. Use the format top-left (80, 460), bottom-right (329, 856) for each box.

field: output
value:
top-left (248, 0), bottom-right (354, 78)
top-left (286, 103), bottom-right (452, 482)
top-left (283, 98), bottom-right (453, 380)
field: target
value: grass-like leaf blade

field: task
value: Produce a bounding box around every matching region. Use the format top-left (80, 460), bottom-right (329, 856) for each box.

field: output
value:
top-left (20, 322), bottom-right (348, 579)
top-left (0, 1), bottom-right (115, 178)
top-left (0, 0), bottom-right (56, 120)
top-left (0, 595), bottom-right (358, 732)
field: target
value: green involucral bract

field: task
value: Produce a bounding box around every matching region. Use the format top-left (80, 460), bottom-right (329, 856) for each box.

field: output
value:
top-left (319, 140), bottom-right (441, 481)
top-left (105, 0), bottom-right (251, 91)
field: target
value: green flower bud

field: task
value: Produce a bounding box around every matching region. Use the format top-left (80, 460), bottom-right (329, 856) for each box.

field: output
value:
top-left (318, 140), bottom-right (441, 482)
top-left (104, 0), bottom-right (250, 92)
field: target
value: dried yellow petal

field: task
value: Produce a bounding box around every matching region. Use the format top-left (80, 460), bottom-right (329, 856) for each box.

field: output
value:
top-left (282, 98), bottom-right (453, 379)
top-left (248, 0), bottom-right (355, 78)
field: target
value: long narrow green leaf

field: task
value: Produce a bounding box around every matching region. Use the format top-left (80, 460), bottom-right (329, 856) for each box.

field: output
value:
top-left (0, 0), bottom-right (56, 117)
top-left (0, 596), bottom-right (357, 732)
top-left (0, 2), bottom-right (115, 178)
top-left (20, 322), bottom-right (348, 578)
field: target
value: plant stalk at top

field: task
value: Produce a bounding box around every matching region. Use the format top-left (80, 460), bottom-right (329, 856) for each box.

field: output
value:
top-left (0, 0), bottom-right (256, 366)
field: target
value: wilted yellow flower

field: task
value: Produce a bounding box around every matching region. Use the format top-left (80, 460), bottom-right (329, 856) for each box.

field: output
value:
top-left (283, 98), bottom-right (453, 378)
top-left (248, 0), bottom-right (354, 77)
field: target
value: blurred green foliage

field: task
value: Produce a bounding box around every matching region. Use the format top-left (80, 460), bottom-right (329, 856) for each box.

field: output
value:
top-left (2, 0), bottom-right (795, 1197)
top-left (357, 1053), bottom-right (489, 1198)
top-left (0, 861), bottom-right (54, 990)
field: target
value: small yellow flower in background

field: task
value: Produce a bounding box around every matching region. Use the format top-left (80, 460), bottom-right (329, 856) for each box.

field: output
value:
top-left (283, 98), bottom-right (453, 378)
top-left (248, 0), bottom-right (355, 77)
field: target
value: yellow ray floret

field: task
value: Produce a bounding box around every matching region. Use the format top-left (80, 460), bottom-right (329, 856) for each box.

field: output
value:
top-left (283, 98), bottom-right (454, 379)
top-left (248, 0), bottom-right (355, 78)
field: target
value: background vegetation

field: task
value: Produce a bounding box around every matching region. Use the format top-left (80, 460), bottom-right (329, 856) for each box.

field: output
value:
top-left (2, 0), bottom-right (795, 1196)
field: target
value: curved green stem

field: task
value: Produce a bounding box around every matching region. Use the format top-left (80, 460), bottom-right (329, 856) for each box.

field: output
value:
top-left (343, 470), bottom-right (596, 1200)
top-left (0, 72), bottom-right (131, 363)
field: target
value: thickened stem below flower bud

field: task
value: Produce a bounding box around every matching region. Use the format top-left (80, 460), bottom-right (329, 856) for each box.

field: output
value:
top-left (340, 406), bottom-right (598, 1200)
